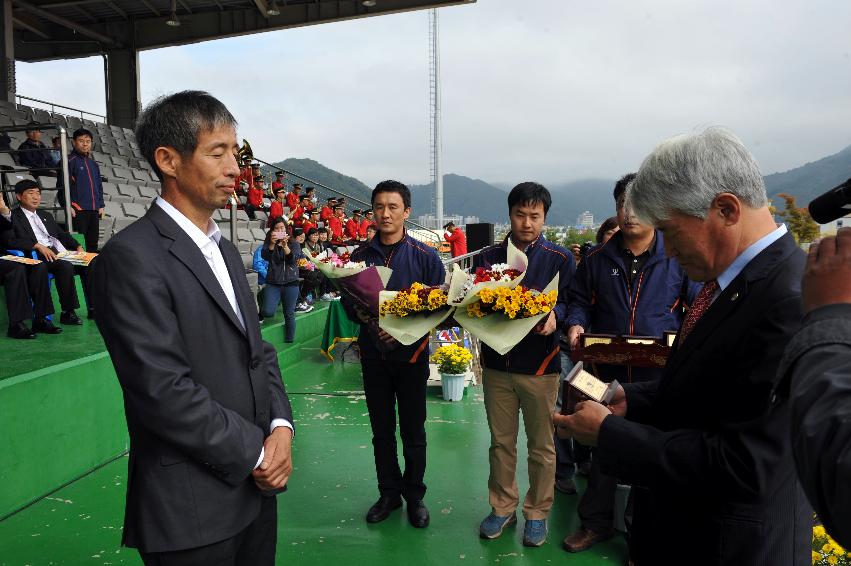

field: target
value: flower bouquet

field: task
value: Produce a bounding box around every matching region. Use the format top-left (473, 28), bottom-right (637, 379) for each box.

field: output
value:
top-left (378, 282), bottom-right (454, 345)
top-left (446, 239), bottom-right (528, 307)
top-left (312, 250), bottom-right (392, 317)
top-left (297, 257), bottom-right (315, 271)
top-left (813, 524), bottom-right (850, 565)
top-left (454, 274), bottom-right (560, 355)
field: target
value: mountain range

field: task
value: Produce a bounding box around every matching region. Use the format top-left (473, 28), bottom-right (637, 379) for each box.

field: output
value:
top-left (267, 144), bottom-right (851, 226)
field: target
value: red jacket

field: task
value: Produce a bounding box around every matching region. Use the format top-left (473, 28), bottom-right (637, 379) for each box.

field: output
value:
top-left (359, 219), bottom-right (372, 239)
top-left (320, 206), bottom-right (334, 221)
top-left (247, 187), bottom-right (264, 208)
top-left (268, 201), bottom-right (285, 226)
top-left (286, 192), bottom-right (300, 211)
top-left (302, 220), bottom-right (318, 234)
top-left (345, 218), bottom-right (360, 240)
top-left (328, 217), bottom-right (344, 241)
top-left (271, 180), bottom-right (284, 191)
top-left (291, 206), bottom-right (305, 226)
top-left (444, 228), bottom-right (468, 257)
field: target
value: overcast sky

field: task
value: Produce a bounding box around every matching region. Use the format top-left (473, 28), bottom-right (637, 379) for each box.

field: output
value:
top-left (16, 0), bottom-right (851, 188)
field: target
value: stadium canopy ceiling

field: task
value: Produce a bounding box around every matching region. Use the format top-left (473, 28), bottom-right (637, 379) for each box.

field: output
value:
top-left (9, 0), bottom-right (474, 61)
top-left (1, 0), bottom-right (473, 127)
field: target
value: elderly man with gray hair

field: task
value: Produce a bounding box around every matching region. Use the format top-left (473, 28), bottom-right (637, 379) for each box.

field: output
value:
top-left (554, 127), bottom-right (811, 565)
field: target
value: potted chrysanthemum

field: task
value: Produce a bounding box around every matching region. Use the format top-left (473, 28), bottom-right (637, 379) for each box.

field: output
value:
top-left (431, 344), bottom-right (473, 401)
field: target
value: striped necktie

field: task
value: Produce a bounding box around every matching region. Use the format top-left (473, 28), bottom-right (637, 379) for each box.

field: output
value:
top-left (678, 280), bottom-right (719, 346)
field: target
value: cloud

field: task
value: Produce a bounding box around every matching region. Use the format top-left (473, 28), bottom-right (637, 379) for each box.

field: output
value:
top-left (15, 0), bottom-right (851, 187)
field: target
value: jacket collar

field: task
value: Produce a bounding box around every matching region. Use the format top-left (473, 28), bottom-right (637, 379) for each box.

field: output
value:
top-left (597, 229), bottom-right (666, 268)
top-left (145, 203), bottom-right (248, 337)
top-left (665, 231), bottom-right (799, 375)
top-left (367, 228), bottom-right (410, 259)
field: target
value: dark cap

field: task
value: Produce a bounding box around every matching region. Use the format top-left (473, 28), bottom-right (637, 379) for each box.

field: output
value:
top-left (275, 171), bottom-right (284, 176)
top-left (310, 209), bottom-right (319, 215)
top-left (306, 186), bottom-right (315, 192)
top-left (293, 183), bottom-right (303, 189)
top-left (251, 162), bottom-right (261, 168)
top-left (352, 209), bottom-right (362, 215)
top-left (274, 187), bottom-right (286, 195)
top-left (253, 175), bottom-right (264, 182)
top-left (364, 209), bottom-right (373, 214)
top-left (72, 127), bottom-right (93, 140)
top-left (326, 197), bottom-right (336, 203)
top-left (15, 179), bottom-right (40, 194)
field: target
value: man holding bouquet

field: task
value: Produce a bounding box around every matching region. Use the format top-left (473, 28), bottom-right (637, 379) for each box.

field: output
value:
top-left (343, 180), bottom-right (445, 529)
top-left (474, 182), bottom-right (575, 547)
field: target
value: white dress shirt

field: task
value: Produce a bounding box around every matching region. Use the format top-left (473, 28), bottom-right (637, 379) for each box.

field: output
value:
top-left (22, 208), bottom-right (68, 253)
top-left (712, 224), bottom-right (788, 304)
top-left (155, 198), bottom-right (292, 469)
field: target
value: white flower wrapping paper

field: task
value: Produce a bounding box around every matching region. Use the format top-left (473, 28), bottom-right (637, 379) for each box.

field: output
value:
top-left (446, 239), bottom-right (528, 307)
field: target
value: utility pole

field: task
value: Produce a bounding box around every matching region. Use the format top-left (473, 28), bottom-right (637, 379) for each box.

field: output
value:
top-left (428, 9), bottom-right (443, 229)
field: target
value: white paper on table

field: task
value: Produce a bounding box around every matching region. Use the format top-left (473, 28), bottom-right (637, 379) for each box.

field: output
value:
top-left (454, 273), bottom-right (559, 356)
top-left (447, 239), bottom-right (528, 307)
top-left (378, 289), bottom-right (455, 346)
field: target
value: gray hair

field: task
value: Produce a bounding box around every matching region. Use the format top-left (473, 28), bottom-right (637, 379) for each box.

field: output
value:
top-left (627, 126), bottom-right (768, 225)
top-left (135, 90), bottom-right (237, 182)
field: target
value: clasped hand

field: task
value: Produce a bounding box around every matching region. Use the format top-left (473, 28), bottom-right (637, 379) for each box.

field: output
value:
top-left (552, 384), bottom-right (627, 446)
top-left (252, 426), bottom-right (293, 491)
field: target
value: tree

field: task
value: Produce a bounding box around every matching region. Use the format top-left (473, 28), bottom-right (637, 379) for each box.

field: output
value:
top-left (775, 193), bottom-right (820, 244)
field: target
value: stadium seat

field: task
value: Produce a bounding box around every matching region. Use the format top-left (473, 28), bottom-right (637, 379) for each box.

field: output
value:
top-left (251, 228), bottom-right (267, 241)
top-left (117, 184), bottom-right (140, 198)
top-left (113, 217), bottom-right (135, 234)
top-left (103, 201), bottom-right (123, 218)
top-left (121, 202), bottom-right (147, 218)
top-left (3, 171), bottom-right (36, 187)
top-left (137, 186), bottom-right (159, 199)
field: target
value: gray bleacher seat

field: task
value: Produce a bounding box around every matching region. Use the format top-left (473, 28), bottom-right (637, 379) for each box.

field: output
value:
top-left (101, 145), bottom-right (115, 155)
top-left (112, 167), bottom-right (132, 180)
top-left (236, 209), bottom-right (250, 223)
top-left (117, 147), bottom-right (132, 158)
top-left (91, 151), bottom-right (108, 164)
top-left (236, 242), bottom-right (252, 254)
top-left (131, 169), bottom-right (148, 182)
top-left (118, 183), bottom-right (140, 198)
top-left (4, 171), bottom-right (36, 187)
top-left (251, 228), bottom-right (267, 241)
top-left (38, 176), bottom-right (57, 190)
top-left (242, 253), bottom-right (254, 270)
top-left (137, 186), bottom-right (159, 199)
top-left (123, 128), bottom-right (134, 138)
top-left (103, 201), bottom-right (123, 218)
top-left (236, 228), bottom-right (253, 242)
top-left (32, 109), bottom-right (51, 123)
top-left (102, 181), bottom-right (119, 196)
top-left (0, 153), bottom-right (15, 168)
top-left (98, 216), bottom-right (115, 246)
top-left (111, 156), bottom-right (129, 168)
top-left (109, 194), bottom-right (134, 204)
top-left (113, 217), bottom-right (135, 234)
top-left (122, 202), bottom-right (147, 218)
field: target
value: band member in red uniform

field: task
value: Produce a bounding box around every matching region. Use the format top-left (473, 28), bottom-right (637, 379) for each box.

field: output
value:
top-left (286, 184), bottom-right (302, 211)
top-left (320, 198), bottom-right (336, 221)
top-left (328, 205), bottom-right (345, 243)
top-left (346, 209), bottom-right (362, 241)
top-left (359, 210), bottom-right (374, 239)
top-left (302, 209), bottom-right (320, 234)
top-left (268, 187), bottom-right (286, 228)
top-left (271, 171), bottom-right (285, 192)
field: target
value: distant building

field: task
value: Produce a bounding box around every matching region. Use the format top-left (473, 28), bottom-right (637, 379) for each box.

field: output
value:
top-left (415, 213), bottom-right (477, 229)
top-left (820, 213), bottom-right (851, 235)
top-left (576, 211), bottom-right (594, 229)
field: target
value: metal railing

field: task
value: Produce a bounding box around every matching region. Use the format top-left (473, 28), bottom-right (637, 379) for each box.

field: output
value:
top-left (441, 247), bottom-right (484, 270)
top-left (15, 95), bottom-right (107, 123)
top-left (251, 156), bottom-right (444, 250)
top-left (0, 124), bottom-right (73, 231)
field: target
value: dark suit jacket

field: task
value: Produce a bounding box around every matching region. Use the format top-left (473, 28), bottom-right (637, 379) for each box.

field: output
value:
top-left (91, 203), bottom-right (294, 553)
top-left (3, 207), bottom-right (80, 253)
top-left (596, 232), bottom-right (811, 566)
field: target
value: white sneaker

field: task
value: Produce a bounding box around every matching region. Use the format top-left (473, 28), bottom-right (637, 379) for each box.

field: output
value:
top-left (319, 293), bottom-right (335, 301)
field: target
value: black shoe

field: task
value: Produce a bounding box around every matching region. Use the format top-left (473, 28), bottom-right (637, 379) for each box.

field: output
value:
top-left (366, 496), bottom-right (402, 523)
top-left (407, 500), bottom-right (430, 528)
top-left (555, 477), bottom-right (577, 495)
top-left (60, 311), bottom-right (82, 325)
top-left (32, 318), bottom-right (62, 335)
top-left (7, 322), bottom-right (36, 339)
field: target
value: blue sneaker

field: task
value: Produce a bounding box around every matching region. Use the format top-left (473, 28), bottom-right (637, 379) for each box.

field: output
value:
top-left (523, 519), bottom-right (548, 547)
top-left (479, 512), bottom-right (517, 539)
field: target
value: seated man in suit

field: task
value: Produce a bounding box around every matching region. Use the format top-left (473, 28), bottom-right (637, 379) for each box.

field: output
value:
top-left (2, 179), bottom-right (86, 325)
top-left (0, 193), bottom-right (61, 338)
top-left (554, 127), bottom-right (811, 565)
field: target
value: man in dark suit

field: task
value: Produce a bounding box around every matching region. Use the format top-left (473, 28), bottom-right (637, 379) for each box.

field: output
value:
top-left (3, 179), bottom-right (85, 325)
top-left (554, 127), bottom-right (811, 565)
top-left (0, 193), bottom-right (61, 338)
top-left (91, 91), bottom-right (294, 565)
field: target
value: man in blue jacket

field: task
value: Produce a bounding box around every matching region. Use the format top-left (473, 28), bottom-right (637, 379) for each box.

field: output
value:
top-left (343, 180), bottom-right (445, 529)
top-left (562, 173), bottom-right (698, 554)
top-left (66, 128), bottom-right (105, 253)
top-left (475, 182), bottom-right (575, 547)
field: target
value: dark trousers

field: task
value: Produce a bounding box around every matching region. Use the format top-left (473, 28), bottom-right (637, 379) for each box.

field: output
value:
top-left (39, 258), bottom-right (82, 312)
top-left (139, 495), bottom-right (278, 566)
top-left (73, 210), bottom-right (100, 252)
top-left (578, 448), bottom-right (618, 532)
top-left (0, 261), bottom-right (54, 323)
top-left (361, 360), bottom-right (429, 502)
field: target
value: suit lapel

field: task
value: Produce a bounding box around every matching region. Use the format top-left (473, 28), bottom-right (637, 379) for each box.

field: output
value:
top-left (14, 208), bottom-right (38, 243)
top-left (146, 205), bottom-right (248, 337)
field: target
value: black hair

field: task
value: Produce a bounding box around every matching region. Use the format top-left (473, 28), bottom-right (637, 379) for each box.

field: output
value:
top-left (15, 179), bottom-right (40, 194)
top-left (443, 222), bottom-right (455, 230)
top-left (292, 228), bottom-right (304, 238)
top-left (25, 122), bottom-right (40, 133)
top-left (372, 180), bottom-right (411, 209)
top-left (507, 182), bottom-right (551, 215)
top-left (318, 227), bottom-right (329, 234)
top-left (72, 128), bottom-right (93, 140)
top-left (595, 216), bottom-right (619, 244)
top-left (613, 172), bottom-right (637, 204)
top-left (366, 224), bottom-right (377, 232)
top-left (264, 217), bottom-right (288, 246)
top-left (307, 228), bottom-right (319, 237)
top-left (135, 90), bottom-right (237, 183)
top-left (305, 186), bottom-right (315, 193)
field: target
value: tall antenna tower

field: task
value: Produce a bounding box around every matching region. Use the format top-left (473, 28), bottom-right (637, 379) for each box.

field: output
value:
top-left (428, 9), bottom-right (443, 229)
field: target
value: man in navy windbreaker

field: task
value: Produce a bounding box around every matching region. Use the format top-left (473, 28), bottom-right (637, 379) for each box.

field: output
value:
top-left (561, 173), bottom-right (700, 555)
top-left (65, 128), bottom-right (105, 252)
top-left (474, 182), bottom-right (576, 548)
top-left (342, 180), bottom-right (445, 530)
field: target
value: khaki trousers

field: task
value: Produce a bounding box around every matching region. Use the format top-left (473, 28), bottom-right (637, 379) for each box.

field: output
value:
top-left (482, 368), bottom-right (560, 520)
